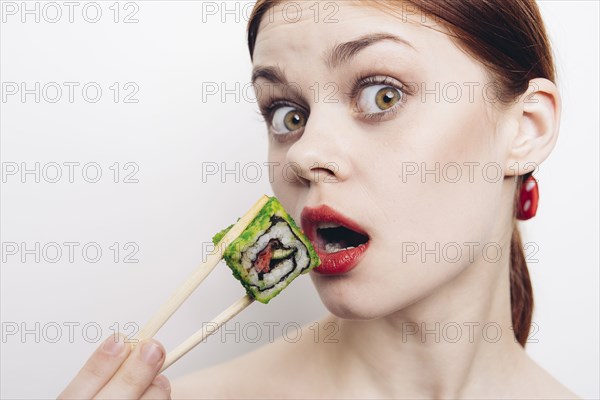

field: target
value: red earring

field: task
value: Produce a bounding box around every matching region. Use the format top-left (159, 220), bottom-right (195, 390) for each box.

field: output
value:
top-left (517, 175), bottom-right (539, 220)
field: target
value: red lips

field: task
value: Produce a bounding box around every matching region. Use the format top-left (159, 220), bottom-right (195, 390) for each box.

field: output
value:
top-left (301, 205), bottom-right (370, 275)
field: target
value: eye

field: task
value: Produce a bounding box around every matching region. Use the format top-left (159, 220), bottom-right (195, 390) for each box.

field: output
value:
top-left (271, 106), bottom-right (307, 135)
top-left (357, 84), bottom-right (403, 114)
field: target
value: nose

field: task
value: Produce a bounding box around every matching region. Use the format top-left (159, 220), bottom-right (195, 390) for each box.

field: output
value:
top-left (284, 108), bottom-right (352, 186)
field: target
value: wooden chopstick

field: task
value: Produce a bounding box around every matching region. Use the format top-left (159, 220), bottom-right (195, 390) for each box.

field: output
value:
top-left (160, 294), bottom-right (254, 373)
top-left (132, 195), bottom-right (269, 349)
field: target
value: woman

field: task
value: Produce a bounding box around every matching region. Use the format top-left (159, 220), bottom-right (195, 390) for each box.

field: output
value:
top-left (59, 1), bottom-right (578, 398)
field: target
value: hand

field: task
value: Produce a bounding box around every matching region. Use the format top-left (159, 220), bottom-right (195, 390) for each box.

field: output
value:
top-left (58, 333), bottom-right (171, 399)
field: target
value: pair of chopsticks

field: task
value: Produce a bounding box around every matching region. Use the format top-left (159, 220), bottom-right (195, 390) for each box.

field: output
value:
top-left (132, 195), bottom-right (270, 373)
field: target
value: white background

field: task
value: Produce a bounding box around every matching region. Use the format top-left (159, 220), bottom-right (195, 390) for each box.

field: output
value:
top-left (0, 1), bottom-right (598, 398)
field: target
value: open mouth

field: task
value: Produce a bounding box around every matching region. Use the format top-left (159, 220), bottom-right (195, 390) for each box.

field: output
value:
top-left (315, 223), bottom-right (370, 253)
top-left (301, 204), bottom-right (371, 274)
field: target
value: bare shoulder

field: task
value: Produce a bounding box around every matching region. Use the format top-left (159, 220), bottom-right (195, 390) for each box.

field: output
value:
top-left (170, 359), bottom-right (242, 399)
top-left (511, 352), bottom-right (581, 399)
top-left (170, 322), bottom-right (331, 399)
top-left (170, 343), bottom-right (287, 399)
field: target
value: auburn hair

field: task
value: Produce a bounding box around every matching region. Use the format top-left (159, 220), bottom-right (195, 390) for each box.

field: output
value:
top-left (247, 0), bottom-right (556, 347)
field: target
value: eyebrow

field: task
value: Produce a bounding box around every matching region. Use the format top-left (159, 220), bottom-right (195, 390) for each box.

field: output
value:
top-left (251, 65), bottom-right (288, 86)
top-left (251, 32), bottom-right (415, 84)
top-left (325, 32), bottom-right (416, 69)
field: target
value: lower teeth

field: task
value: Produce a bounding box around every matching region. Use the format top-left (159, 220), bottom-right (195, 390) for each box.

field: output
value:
top-left (324, 243), bottom-right (355, 253)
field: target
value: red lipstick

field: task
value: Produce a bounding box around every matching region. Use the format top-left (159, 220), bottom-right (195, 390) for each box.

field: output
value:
top-left (301, 205), bottom-right (370, 275)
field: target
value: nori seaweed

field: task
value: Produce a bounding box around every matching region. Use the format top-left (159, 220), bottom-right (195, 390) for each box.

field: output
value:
top-left (211, 197), bottom-right (320, 303)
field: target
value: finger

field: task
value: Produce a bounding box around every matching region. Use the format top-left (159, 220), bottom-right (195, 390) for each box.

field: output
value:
top-left (58, 333), bottom-right (130, 399)
top-left (94, 339), bottom-right (165, 399)
top-left (140, 375), bottom-right (171, 400)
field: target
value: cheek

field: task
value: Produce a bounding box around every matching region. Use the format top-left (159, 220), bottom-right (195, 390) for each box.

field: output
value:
top-left (361, 98), bottom-right (505, 246)
top-left (311, 102), bottom-right (507, 319)
top-left (267, 144), bottom-right (304, 221)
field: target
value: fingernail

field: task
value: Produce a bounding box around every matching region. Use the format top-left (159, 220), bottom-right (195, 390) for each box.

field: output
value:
top-left (102, 335), bottom-right (125, 356)
top-left (141, 341), bottom-right (164, 365)
top-left (153, 375), bottom-right (170, 391)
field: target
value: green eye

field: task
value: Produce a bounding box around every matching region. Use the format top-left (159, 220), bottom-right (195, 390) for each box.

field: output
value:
top-left (358, 85), bottom-right (403, 113)
top-left (272, 106), bottom-right (307, 134)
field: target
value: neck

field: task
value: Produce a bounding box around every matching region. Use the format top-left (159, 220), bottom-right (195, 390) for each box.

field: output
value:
top-left (324, 234), bottom-right (527, 398)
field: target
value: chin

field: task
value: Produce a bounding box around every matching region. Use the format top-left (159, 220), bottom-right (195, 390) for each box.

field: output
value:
top-left (309, 254), bottom-right (471, 321)
top-left (309, 270), bottom-right (419, 320)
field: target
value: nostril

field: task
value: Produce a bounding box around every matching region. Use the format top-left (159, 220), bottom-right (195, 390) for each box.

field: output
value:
top-left (309, 167), bottom-right (338, 183)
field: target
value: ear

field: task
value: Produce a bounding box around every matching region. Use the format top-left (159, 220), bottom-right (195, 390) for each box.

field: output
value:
top-left (505, 77), bottom-right (562, 176)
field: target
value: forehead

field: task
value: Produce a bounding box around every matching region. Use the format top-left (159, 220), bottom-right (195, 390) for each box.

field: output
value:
top-left (252, 1), bottom-right (461, 67)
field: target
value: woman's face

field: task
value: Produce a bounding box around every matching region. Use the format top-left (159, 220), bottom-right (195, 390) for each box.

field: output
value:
top-left (252, 1), bottom-right (515, 319)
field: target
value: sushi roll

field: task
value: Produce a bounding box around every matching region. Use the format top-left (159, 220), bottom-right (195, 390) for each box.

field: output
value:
top-left (212, 196), bottom-right (320, 304)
